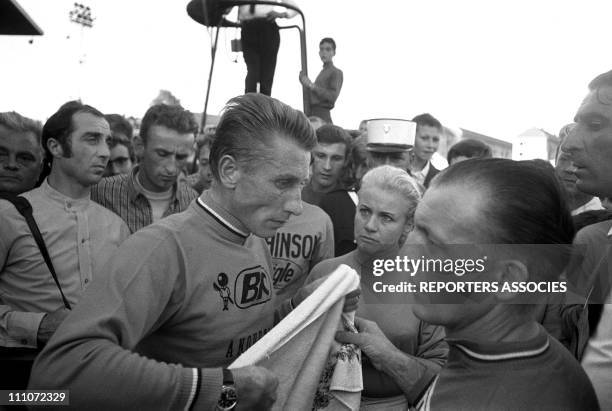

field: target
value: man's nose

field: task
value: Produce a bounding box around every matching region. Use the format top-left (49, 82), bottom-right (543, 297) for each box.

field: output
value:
top-left (284, 188), bottom-right (303, 216)
top-left (4, 154), bottom-right (19, 170)
top-left (364, 215), bottom-right (377, 232)
top-left (98, 141), bottom-right (110, 159)
top-left (164, 157), bottom-right (179, 174)
top-left (561, 127), bottom-right (582, 155)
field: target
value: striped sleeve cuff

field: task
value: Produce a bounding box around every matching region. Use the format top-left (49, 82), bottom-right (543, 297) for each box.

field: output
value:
top-left (188, 367), bottom-right (222, 411)
top-left (183, 368), bottom-right (199, 411)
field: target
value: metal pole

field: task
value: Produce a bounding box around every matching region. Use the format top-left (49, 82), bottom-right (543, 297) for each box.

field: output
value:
top-left (200, 24), bottom-right (221, 135)
top-left (298, 19), bottom-right (309, 114)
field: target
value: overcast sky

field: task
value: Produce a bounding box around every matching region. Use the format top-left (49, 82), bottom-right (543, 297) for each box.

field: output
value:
top-left (2, 0), bottom-right (612, 142)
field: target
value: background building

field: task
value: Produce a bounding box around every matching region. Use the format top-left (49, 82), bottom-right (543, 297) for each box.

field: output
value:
top-left (440, 127), bottom-right (513, 160)
top-left (512, 127), bottom-right (560, 162)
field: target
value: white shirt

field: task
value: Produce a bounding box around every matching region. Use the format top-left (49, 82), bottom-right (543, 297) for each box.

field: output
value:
top-left (238, 0), bottom-right (298, 21)
top-left (134, 173), bottom-right (173, 223)
top-left (571, 196), bottom-right (603, 216)
top-left (411, 161), bottom-right (430, 187)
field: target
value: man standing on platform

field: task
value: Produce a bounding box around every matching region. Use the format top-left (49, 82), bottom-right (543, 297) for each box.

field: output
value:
top-left (239, 0), bottom-right (298, 96)
top-left (300, 37), bottom-right (343, 124)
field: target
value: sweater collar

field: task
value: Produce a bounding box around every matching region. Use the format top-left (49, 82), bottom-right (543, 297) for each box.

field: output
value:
top-left (196, 191), bottom-right (250, 241)
top-left (127, 165), bottom-right (178, 203)
top-left (446, 324), bottom-right (550, 362)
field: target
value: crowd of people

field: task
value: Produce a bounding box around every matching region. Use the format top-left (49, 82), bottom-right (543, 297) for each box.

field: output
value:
top-left (1, 67), bottom-right (612, 410)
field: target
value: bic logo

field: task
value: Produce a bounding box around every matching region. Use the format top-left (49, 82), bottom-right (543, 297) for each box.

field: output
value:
top-left (234, 265), bottom-right (272, 309)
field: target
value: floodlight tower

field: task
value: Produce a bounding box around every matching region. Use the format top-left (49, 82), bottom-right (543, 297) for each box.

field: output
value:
top-left (69, 3), bottom-right (94, 99)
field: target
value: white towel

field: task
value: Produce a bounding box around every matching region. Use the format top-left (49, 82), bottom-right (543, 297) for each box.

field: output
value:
top-left (230, 264), bottom-right (362, 411)
top-left (312, 311), bottom-right (363, 410)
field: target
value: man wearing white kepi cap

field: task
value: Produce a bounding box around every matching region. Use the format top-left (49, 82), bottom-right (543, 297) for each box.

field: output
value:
top-left (365, 118), bottom-right (416, 172)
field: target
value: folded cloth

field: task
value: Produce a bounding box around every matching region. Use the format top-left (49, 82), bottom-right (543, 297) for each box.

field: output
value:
top-left (230, 264), bottom-right (361, 411)
top-left (313, 311), bottom-right (363, 410)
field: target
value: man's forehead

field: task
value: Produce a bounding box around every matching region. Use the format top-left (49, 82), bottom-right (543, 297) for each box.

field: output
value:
top-left (72, 112), bottom-right (111, 134)
top-left (314, 142), bottom-right (346, 153)
top-left (418, 125), bottom-right (441, 136)
top-left (576, 86), bottom-right (612, 120)
top-left (262, 141), bottom-right (309, 171)
top-left (0, 127), bottom-right (39, 148)
top-left (149, 130), bottom-right (194, 150)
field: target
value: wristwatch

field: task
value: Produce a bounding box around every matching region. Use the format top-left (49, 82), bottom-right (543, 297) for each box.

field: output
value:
top-left (216, 368), bottom-right (237, 410)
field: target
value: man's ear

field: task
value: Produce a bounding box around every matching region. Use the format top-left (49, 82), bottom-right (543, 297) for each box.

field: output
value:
top-left (218, 154), bottom-right (240, 189)
top-left (133, 135), bottom-right (144, 159)
top-left (492, 259), bottom-right (529, 302)
top-left (46, 138), bottom-right (64, 159)
top-left (398, 220), bottom-right (414, 246)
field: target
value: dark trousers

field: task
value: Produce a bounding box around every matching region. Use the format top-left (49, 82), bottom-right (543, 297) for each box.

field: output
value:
top-left (241, 19), bottom-right (280, 96)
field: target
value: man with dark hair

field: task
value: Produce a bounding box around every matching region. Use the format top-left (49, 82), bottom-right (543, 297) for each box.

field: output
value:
top-left (408, 113), bottom-right (443, 188)
top-left (0, 101), bottom-right (128, 388)
top-left (555, 132), bottom-right (604, 226)
top-left (92, 104), bottom-right (198, 233)
top-left (562, 69), bottom-right (612, 409)
top-left (30, 94), bottom-right (358, 410)
top-left (299, 37), bottom-right (343, 124)
top-left (302, 124), bottom-right (350, 206)
top-left (104, 134), bottom-right (134, 177)
top-left (0, 111), bottom-right (43, 195)
top-left (186, 134), bottom-right (214, 194)
top-left (105, 114), bottom-right (133, 142)
top-left (104, 114), bottom-right (135, 176)
top-left (447, 138), bottom-right (492, 165)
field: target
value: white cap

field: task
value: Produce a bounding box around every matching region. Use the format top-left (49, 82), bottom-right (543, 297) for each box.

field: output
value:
top-left (366, 119), bottom-right (416, 152)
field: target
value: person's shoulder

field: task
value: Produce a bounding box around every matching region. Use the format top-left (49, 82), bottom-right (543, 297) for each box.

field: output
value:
top-left (91, 174), bottom-right (128, 197)
top-left (320, 189), bottom-right (354, 211)
top-left (545, 335), bottom-right (599, 402)
top-left (122, 214), bottom-right (185, 251)
top-left (300, 202), bottom-right (333, 229)
top-left (89, 200), bottom-right (126, 224)
top-left (575, 219), bottom-right (612, 243)
top-left (96, 174), bottom-right (128, 188)
top-left (301, 202), bottom-right (330, 219)
top-left (18, 185), bottom-right (43, 201)
top-left (177, 179), bottom-right (199, 201)
top-left (0, 196), bottom-right (24, 219)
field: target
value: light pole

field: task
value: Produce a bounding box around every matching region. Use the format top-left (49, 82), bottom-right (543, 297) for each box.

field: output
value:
top-left (69, 3), bottom-right (94, 100)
